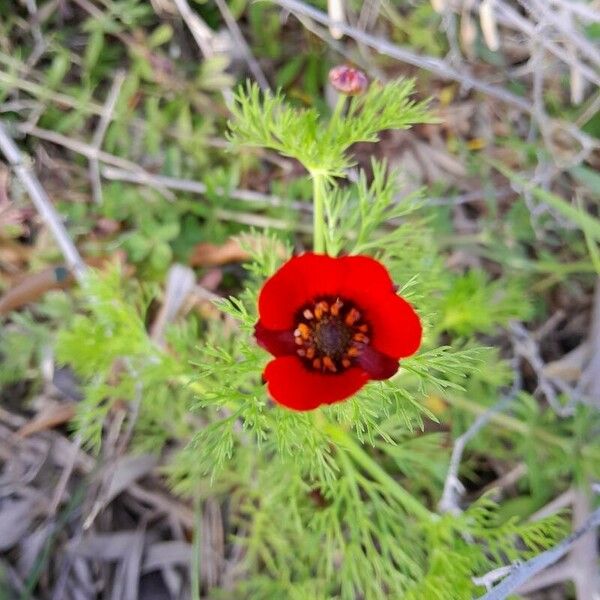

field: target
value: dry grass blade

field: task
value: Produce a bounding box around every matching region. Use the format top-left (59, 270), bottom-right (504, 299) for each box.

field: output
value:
top-left (0, 122), bottom-right (86, 280)
top-left (17, 403), bottom-right (76, 438)
top-left (0, 498), bottom-right (39, 552)
top-left (104, 454), bottom-right (158, 505)
top-left (142, 541), bottom-right (193, 573)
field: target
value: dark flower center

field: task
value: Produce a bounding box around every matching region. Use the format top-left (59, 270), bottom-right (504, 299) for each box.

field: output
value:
top-left (293, 296), bottom-right (370, 373)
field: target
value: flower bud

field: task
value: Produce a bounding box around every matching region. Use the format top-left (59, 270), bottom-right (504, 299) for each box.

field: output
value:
top-left (328, 65), bottom-right (368, 96)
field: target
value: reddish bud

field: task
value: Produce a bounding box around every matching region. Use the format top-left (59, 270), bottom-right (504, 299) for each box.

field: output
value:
top-left (328, 65), bottom-right (368, 95)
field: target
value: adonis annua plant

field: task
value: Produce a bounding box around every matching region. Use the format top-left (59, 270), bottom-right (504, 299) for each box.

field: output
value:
top-left (58, 68), bottom-right (566, 599)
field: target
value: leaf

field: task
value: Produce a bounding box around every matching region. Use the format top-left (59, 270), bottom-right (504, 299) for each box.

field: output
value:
top-left (0, 267), bottom-right (73, 316)
top-left (148, 24), bottom-right (173, 47)
top-left (84, 29), bottom-right (105, 72)
top-left (189, 238), bottom-right (251, 266)
top-left (17, 402), bottom-right (76, 438)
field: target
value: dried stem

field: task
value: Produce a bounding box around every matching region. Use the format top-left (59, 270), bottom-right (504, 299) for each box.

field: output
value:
top-left (0, 121), bottom-right (86, 281)
top-left (89, 70), bottom-right (126, 204)
top-left (439, 351), bottom-right (522, 514)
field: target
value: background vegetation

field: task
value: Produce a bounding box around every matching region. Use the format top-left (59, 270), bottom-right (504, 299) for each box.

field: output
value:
top-left (0, 0), bottom-right (599, 599)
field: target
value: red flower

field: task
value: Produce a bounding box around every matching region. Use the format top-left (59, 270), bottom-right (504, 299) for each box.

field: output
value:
top-left (254, 253), bottom-right (422, 411)
top-left (328, 65), bottom-right (368, 95)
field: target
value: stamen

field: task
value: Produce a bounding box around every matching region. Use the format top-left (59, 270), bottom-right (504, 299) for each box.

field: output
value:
top-left (297, 323), bottom-right (311, 339)
top-left (323, 356), bottom-right (337, 372)
top-left (330, 298), bottom-right (343, 316)
top-left (314, 301), bottom-right (330, 320)
top-left (294, 297), bottom-right (369, 374)
top-left (353, 332), bottom-right (369, 343)
top-left (345, 308), bottom-right (361, 326)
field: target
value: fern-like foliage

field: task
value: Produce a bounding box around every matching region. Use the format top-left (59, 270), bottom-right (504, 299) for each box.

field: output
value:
top-left (228, 81), bottom-right (433, 177)
top-left (52, 80), bottom-right (572, 600)
top-left (56, 266), bottom-right (195, 453)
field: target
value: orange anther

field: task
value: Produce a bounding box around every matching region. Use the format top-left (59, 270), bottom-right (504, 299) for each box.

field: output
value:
top-left (345, 308), bottom-right (361, 326)
top-left (330, 298), bottom-right (343, 316)
top-left (312, 358), bottom-right (322, 370)
top-left (306, 347), bottom-right (315, 359)
top-left (314, 301), bottom-right (330, 320)
top-left (296, 323), bottom-right (311, 339)
top-left (358, 324), bottom-right (369, 332)
top-left (347, 346), bottom-right (360, 357)
top-left (353, 333), bottom-right (369, 344)
top-left (297, 349), bottom-right (306, 356)
top-left (323, 356), bottom-right (337, 372)
top-left (342, 358), bottom-right (351, 368)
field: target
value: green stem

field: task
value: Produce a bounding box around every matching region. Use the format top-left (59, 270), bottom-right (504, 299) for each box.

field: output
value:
top-left (312, 171), bottom-right (327, 254)
top-left (325, 423), bottom-right (434, 522)
top-left (329, 94), bottom-right (347, 130)
top-left (191, 496), bottom-right (202, 600)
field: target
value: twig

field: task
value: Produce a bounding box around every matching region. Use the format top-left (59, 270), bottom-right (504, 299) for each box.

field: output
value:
top-left (327, 0), bottom-right (345, 39)
top-left (521, 0), bottom-right (600, 68)
top-left (0, 69), bottom-right (228, 150)
top-left (494, 0), bottom-right (600, 88)
top-left (549, 0), bottom-right (600, 23)
top-left (213, 0), bottom-right (270, 91)
top-left (472, 566), bottom-right (516, 592)
top-left (0, 121), bottom-right (86, 281)
top-left (274, 0), bottom-right (533, 112)
top-left (101, 165), bottom-right (299, 210)
top-left (477, 506), bottom-right (600, 600)
top-left (510, 321), bottom-right (583, 416)
top-left (439, 353), bottom-right (522, 514)
top-left (171, 0), bottom-right (234, 105)
top-left (103, 165), bottom-right (516, 213)
top-left (171, 0), bottom-right (216, 58)
top-left (23, 0), bottom-right (44, 51)
top-left (0, 120), bottom-right (87, 516)
top-left (89, 70), bottom-right (126, 204)
top-left (530, 488), bottom-right (575, 522)
top-left (15, 123), bottom-right (176, 200)
top-left (440, 0), bottom-right (600, 89)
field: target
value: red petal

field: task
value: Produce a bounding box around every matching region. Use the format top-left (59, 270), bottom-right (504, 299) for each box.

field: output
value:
top-left (357, 345), bottom-right (399, 380)
top-left (338, 255), bottom-right (396, 297)
top-left (263, 356), bottom-right (369, 411)
top-left (258, 254), bottom-right (342, 329)
top-left (365, 293), bottom-right (422, 358)
top-left (254, 321), bottom-right (297, 356)
top-left (337, 256), bottom-right (422, 358)
top-left (258, 253), bottom-right (422, 358)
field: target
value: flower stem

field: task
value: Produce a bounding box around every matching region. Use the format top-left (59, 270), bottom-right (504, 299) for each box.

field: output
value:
top-left (312, 170), bottom-right (327, 254)
top-left (329, 94), bottom-right (347, 129)
top-left (325, 423), bottom-right (434, 522)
